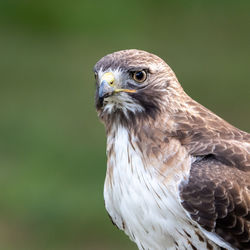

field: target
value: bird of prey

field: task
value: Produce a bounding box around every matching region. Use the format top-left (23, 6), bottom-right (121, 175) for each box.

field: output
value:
top-left (94, 49), bottom-right (250, 250)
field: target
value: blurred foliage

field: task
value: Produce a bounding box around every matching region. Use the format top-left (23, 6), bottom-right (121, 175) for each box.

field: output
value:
top-left (0, 1), bottom-right (249, 249)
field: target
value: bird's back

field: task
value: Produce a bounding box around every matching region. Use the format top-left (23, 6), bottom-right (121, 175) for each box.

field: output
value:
top-left (94, 49), bottom-right (250, 249)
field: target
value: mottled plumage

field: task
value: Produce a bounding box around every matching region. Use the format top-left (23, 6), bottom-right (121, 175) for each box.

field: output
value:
top-left (94, 49), bottom-right (250, 250)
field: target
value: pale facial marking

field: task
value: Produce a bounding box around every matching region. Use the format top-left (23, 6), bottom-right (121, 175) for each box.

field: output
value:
top-left (97, 68), bottom-right (123, 88)
top-left (97, 67), bottom-right (145, 115)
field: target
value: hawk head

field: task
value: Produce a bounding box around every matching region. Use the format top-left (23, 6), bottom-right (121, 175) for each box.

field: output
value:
top-left (94, 49), bottom-right (184, 127)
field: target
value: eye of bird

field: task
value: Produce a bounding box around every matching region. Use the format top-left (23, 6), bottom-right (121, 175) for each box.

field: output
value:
top-left (132, 70), bottom-right (147, 83)
top-left (94, 72), bottom-right (98, 80)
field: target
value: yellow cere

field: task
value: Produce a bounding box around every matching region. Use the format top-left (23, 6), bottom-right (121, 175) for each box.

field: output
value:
top-left (101, 72), bottom-right (137, 94)
top-left (101, 72), bottom-right (115, 86)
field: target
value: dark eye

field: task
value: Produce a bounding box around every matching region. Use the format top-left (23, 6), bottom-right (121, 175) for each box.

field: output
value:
top-left (132, 70), bottom-right (147, 83)
top-left (94, 72), bottom-right (98, 80)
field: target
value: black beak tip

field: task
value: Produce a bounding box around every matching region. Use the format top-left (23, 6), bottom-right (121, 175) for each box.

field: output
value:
top-left (98, 80), bottom-right (114, 99)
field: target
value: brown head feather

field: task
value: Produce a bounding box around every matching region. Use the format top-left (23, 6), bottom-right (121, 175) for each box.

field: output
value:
top-left (95, 49), bottom-right (250, 249)
top-left (94, 49), bottom-right (250, 171)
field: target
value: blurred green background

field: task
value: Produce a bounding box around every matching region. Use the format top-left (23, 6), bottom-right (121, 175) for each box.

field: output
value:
top-left (0, 1), bottom-right (249, 249)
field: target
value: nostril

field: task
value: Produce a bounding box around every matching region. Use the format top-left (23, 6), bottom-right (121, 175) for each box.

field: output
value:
top-left (99, 80), bottom-right (114, 99)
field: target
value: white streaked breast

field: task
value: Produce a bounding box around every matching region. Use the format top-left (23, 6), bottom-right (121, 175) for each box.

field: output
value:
top-left (104, 126), bottom-right (220, 250)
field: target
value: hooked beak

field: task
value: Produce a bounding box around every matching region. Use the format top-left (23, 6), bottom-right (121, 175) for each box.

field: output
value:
top-left (98, 72), bottom-right (136, 99)
top-left (99, 80), bottom-right (114, 99)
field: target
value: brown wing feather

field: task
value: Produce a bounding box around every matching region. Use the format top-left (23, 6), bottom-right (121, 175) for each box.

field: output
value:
top-left (173, 98), bottom-right (250, 172)
top-left (179, 157), bottom-right (250, 249)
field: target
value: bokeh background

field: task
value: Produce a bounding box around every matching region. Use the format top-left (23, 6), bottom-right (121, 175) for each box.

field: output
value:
top-left (0, 1), bottom-right (249, 249)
